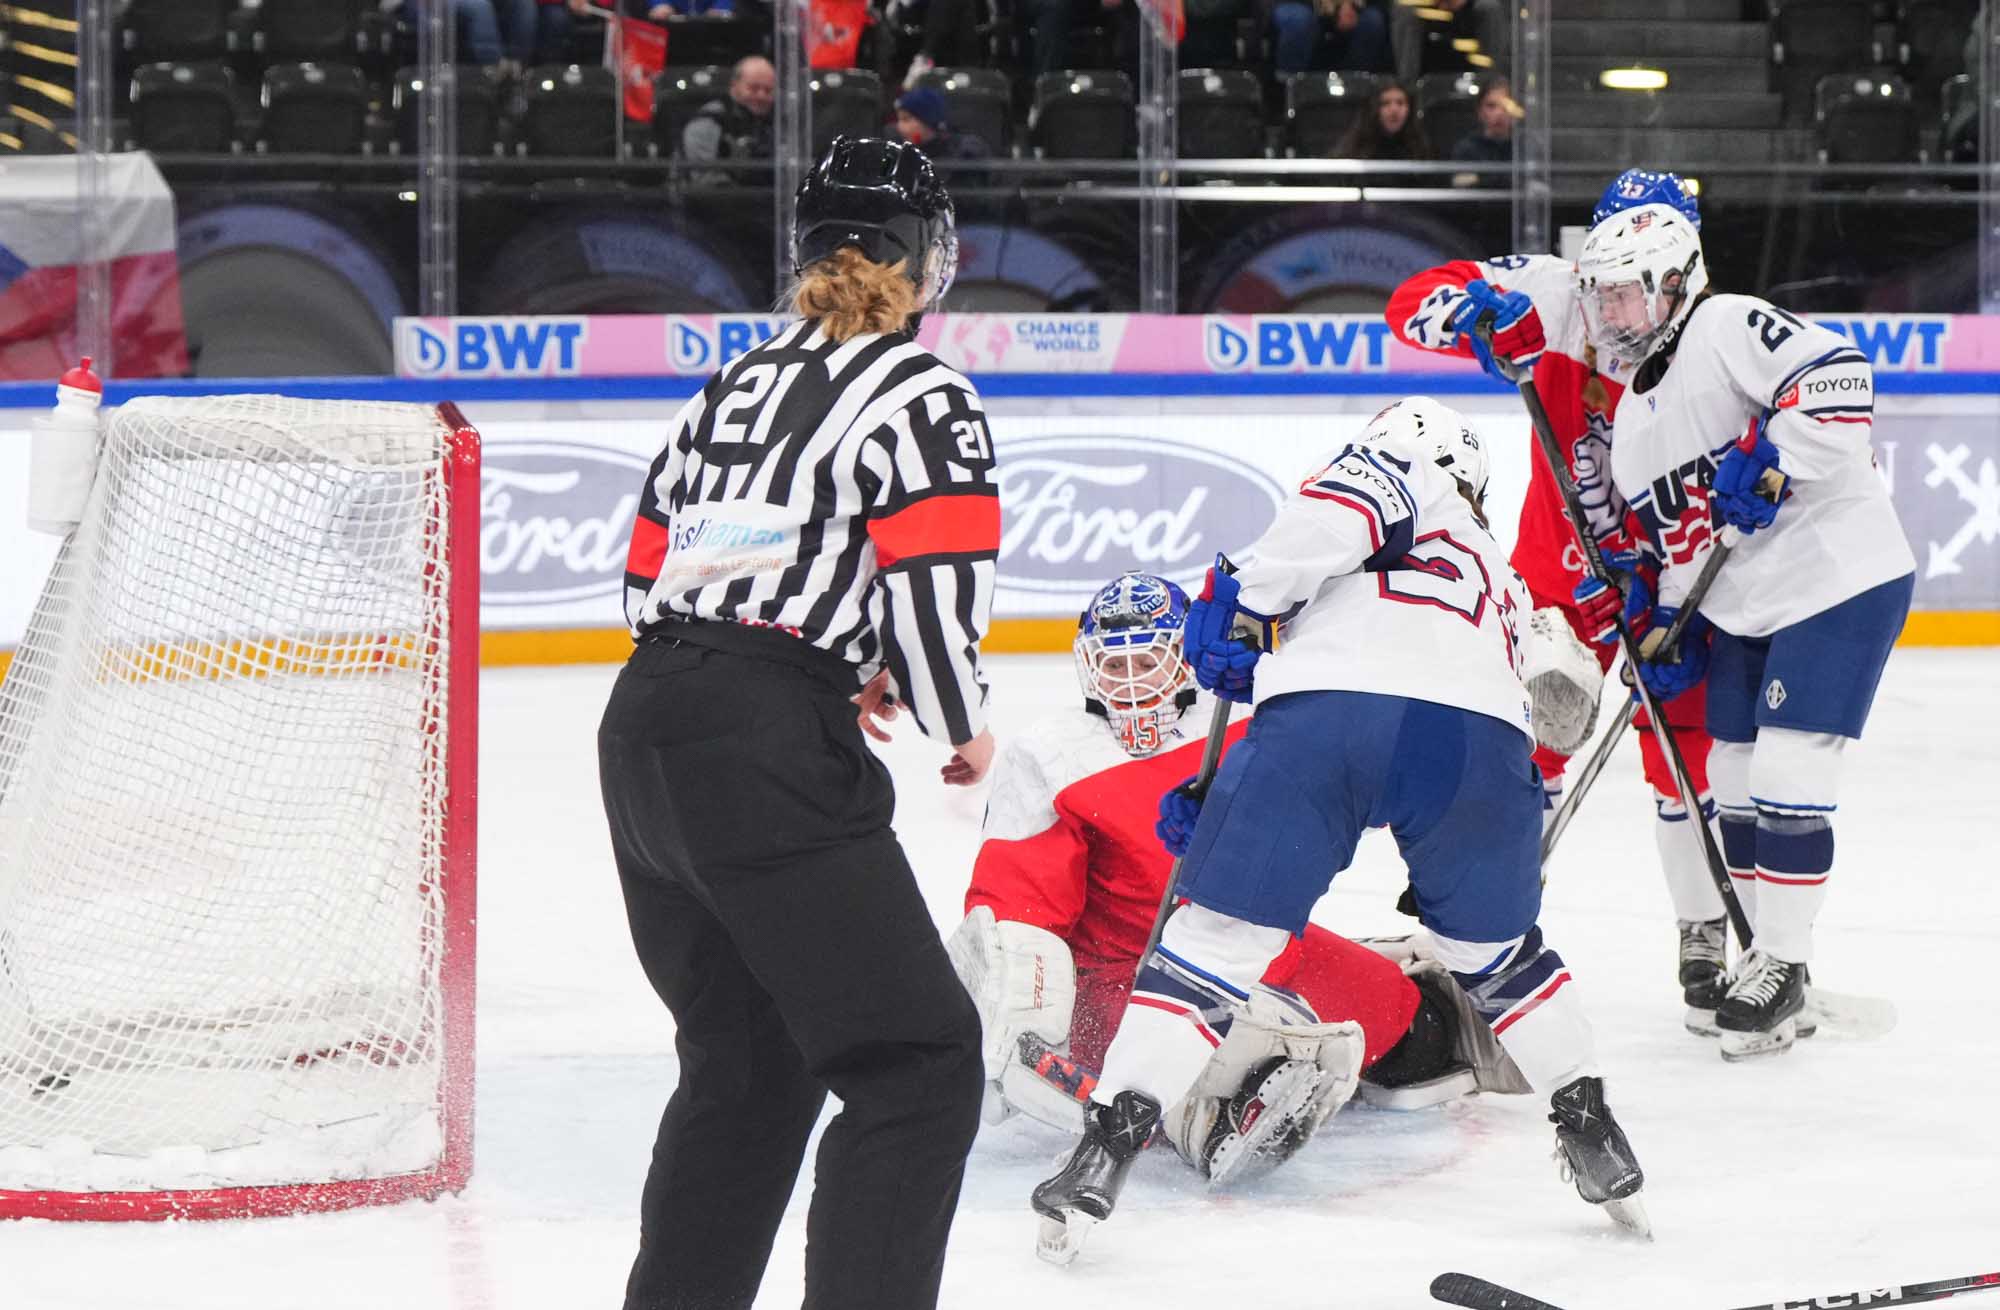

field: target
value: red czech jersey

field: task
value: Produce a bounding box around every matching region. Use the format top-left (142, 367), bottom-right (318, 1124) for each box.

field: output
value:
top-left (1385, 254), bottom-right (1638, 609)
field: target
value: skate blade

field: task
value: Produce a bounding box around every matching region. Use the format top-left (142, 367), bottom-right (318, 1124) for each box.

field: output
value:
top-left (1358, 1067), bottom-right (1478, 1111)
top-left (1035, 1212), bottom-right (1094, 1267)
top-left (1601, 1194), bottom-right (1654, 1240)
top-left (1205, 1063), bottom-right (1323, 1187)
top-left (1719, 1017), bottom-right (1797, 1062)
top-left (1683, 1006), bottom-right (1719, 1038)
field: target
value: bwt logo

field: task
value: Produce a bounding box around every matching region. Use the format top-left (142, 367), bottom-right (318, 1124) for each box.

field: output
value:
top-left (1815, 316), bottom-right (1949, 370)
top-left (401, 318), bottom-right (587, 377)
top-left (668, 316), bottom-right (793, 373)
top-left (1204, 317), bottom-right (1393, 373)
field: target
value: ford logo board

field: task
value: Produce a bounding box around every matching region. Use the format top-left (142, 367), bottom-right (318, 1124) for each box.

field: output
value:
top-left (481, 442), bottom-right (650, 606)
top-left (996, 435), bottom-right (1286, 595)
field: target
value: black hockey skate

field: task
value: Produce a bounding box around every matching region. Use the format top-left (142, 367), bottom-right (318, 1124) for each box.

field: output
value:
top-left (1030, 1089), bottom-right (1160, 1267)
top-left (1678, 917), bottom-right (1729, 1037)
top-left (1549, 1075), bottom-right (1650, 1239)
top-left (1715, 949), bottom-right (1807, 1062)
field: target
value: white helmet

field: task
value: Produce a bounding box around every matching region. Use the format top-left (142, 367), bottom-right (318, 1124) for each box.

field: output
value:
top-left (1361, 396), bottom-right (1489, 502)
top-left (1575, 201), bottom-right (1708, 365)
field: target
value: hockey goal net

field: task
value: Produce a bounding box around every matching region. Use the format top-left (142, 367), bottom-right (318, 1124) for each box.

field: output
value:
top-left (0, 394), bottom-right (478, 1220)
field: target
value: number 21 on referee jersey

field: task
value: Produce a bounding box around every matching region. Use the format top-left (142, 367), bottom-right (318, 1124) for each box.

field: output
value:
top-left (950, 418), bottom-right (992, 461)
top-left (711, 362), bottom-right (805, 445)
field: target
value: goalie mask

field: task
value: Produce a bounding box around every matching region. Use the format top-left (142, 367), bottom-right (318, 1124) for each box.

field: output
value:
top-left (1074, 573), bottom-right (1197, 757)
top-left (1576, 202), bottom-right (1707, 366)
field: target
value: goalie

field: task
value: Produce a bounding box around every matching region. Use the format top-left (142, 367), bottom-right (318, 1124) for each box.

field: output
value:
top-left (934, 573), bottom-right (1528, 1191)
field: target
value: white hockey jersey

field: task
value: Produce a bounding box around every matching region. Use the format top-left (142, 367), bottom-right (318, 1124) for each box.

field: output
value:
top-left (1234, 442), bottom-right (1535, 741)
top-left (1607, 294), bottom-right (1915, 637)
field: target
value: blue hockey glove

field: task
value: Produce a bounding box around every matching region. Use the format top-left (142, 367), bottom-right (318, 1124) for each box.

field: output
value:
top-left (1633, 605), bottom-right (1710, 702)
top-left (1183, 560), bottom-right (1261, 704)
top-left (1155, 776), bottom-right (1203, 858)
top-left (1712, 416), bottom-right (1790, 535)
top-left (1445, 278), bottom-right (1545, 382)
top-left (1571, 551), bottom-right (1652, 646)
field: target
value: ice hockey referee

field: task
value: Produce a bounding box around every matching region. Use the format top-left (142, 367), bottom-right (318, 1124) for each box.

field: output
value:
top-left (597, 135), bottom-right (998, 1310)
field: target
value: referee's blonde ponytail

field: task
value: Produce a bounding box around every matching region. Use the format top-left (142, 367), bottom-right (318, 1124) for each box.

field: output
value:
top-left (790, 247), bottom-right (922, 343)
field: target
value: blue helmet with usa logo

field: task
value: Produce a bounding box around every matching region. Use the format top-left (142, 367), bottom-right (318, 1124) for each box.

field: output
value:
top-left (1075, 573), bottom-right (1198, 756)
top-left (1593, 168), bottom-right (1702, 230)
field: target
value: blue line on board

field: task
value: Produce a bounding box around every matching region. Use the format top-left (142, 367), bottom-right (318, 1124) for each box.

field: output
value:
top-left (0, 371), bottom-right (1995, 408)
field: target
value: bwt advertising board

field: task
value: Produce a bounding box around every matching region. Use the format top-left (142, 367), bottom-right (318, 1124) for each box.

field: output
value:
top-left (391, 312), bottom-right (2000, 380)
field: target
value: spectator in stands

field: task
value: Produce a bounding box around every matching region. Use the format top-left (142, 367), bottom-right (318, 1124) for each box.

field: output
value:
top-left (684, 54), bottom-right (776, 182)
top-left (494, 0), bottom-right (590, 70)
top-left (896, 0), bottom-right (992, 90)
top-left (894, 86), bottom-right (993, 163)
top-left (1271, 0), bottom-right (1392, 79)
top-left (1389, 0), bottom-right (1505, 87)
top-left (1449, 75), bottom-right (1516, 169)
top-left (444, 0), bottom-right (506, 64)
top-left (1023, 0), bottom-right (1136, 80)
top-left (1333, 78), bottom-right (1431, 160)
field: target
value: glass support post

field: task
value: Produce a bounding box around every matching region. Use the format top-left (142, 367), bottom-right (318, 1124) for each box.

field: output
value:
top-left (416, 2), bottom-right (459, 318)
top-left (76, 0), bottom-right (117, 372)
top-left (1137, 9), bottom-right (1178, 313)
top-left (774, 0), bottom-right (814, 299)
top-left (1512, 0), bottom-right (1552, 256)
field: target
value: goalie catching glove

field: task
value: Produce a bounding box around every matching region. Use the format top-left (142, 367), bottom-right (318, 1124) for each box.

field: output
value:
top-left (1519, 606), bottom-right (1605, 756)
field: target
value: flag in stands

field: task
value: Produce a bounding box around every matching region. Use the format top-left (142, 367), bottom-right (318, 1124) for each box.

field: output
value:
top-left (604, 14), bottom-right (669, 121)
top-left (0, 153), bottom-right (187, 380)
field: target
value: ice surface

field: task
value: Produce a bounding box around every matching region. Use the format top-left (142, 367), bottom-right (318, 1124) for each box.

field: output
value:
top-left (5, 651), bottom-right (1996, 1310)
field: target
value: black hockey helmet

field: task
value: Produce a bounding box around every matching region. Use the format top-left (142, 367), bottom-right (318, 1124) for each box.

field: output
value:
top-left (791, 135), bottom-right (957, 310)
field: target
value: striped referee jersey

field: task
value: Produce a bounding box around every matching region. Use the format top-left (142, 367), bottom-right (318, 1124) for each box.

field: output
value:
top-left (623, 319), bottom-right (999, 746)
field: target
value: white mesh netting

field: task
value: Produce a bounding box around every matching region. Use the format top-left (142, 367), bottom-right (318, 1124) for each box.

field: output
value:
top-left (0, 395), bottom-right (465, 1196)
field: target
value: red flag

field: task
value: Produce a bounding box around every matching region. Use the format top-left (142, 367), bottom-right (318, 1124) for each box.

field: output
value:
top-left (807, 0), bottom-right (868, 69)
top-left (605, 15), bottom-right (669, 122)
top-left (1136, 0), bottom-right (1185, 42)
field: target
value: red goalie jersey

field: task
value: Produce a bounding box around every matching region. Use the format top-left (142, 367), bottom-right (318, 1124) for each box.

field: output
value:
top-left (965, 703), bottom-right (1420, 1071)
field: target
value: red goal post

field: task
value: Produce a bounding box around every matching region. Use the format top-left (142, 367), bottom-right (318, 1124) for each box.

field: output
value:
top-left (0, 396), bottom-right (479, 1220)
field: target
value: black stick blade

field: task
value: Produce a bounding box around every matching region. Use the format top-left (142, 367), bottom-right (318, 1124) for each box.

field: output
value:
top-left (1431, 1273), bottom-right (1570, 1310)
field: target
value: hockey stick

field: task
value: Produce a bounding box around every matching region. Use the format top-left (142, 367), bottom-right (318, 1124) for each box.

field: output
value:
top-left (1481, 331), bottom-right (1751, 949)
top-left (1539, 694), bottom-right (1634, 866)
top-left (1136, 557), bottom-right (1248, 970)
top-left (1431, 1269), bottom-right (2000, 1310)
top-left (1538, 543), bottom-right (1726, 868)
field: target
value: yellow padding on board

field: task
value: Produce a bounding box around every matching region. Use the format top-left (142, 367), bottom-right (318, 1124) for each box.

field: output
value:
top-left (3, 612), bottom-right (1995, 684)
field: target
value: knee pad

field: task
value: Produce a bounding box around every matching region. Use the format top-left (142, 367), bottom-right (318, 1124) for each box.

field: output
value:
top-left (1748, 728), bottom-right (1846, 813)
top-left (1430, 927), bottom-right (1567, 1030)
top-left (1150, 905), bottom-right (1294, 1018)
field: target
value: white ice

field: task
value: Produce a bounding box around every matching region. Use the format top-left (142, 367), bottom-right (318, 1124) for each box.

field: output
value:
top-left (6, 650), bottom-right (1998, 1310)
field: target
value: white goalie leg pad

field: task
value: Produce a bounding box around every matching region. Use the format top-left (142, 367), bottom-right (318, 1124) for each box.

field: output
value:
top-left (1163, 984), bottom-right (1365, 1183)
top-left (944, 906), bottom-right (1077, 1090)
top-left (1522, 606), bottom-right (1604, 755)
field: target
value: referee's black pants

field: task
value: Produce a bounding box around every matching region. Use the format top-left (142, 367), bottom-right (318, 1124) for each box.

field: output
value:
top-left (597, 630), bottom-right (984, 1310)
